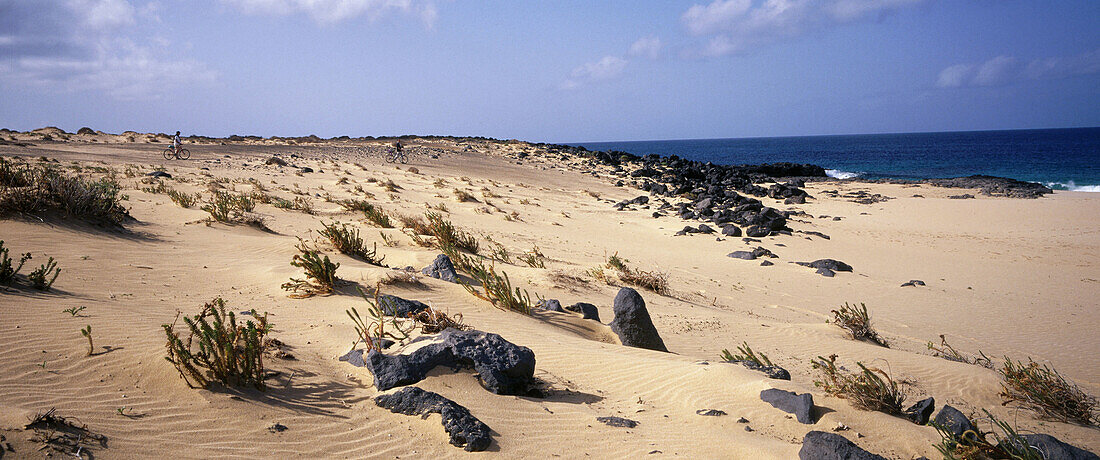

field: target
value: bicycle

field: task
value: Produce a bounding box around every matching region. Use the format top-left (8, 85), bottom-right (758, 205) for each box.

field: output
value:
top-left (385, 148), bottom-right (408, 164)
top-left (163, 145), bottom-right (190, 160)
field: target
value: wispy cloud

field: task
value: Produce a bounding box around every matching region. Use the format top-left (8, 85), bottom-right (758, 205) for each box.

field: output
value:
top-left (0, 0), bottom-right (215, 99)
top-left (936, 48), bottom-right (1100, 88)
top-left (219, 0), bottom-right (440, 26)
top-left (561, 56), bottom-right (628, 90)
top-left (681, 0), bottom-right (924, 57)
top-left (628, 36), bottom-right (662, 60)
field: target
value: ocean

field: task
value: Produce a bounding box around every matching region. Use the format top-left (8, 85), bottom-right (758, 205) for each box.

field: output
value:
top-left (570, 127), bottom-right (1100, 192)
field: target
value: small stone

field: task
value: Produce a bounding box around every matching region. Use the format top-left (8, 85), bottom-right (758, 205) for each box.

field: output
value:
top-left (695, 409), bottom-right (726, 416)
top-left (597, 416), bottom-right (638, 428)
top-left (268, 423), bottom-right (288, 433)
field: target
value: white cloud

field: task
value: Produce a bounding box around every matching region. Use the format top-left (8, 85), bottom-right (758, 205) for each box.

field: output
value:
top-left (219, 0), bottom-right (439, 26)
top-left (936, 49), bottom-right (1100, 89)
top-left (0, 1), bottom-right (215, 99)
top-left (561, 56), bottom-right (628, 90)
top-left (628, 36), bottom-right (662, 60)
top-left (681, 0), bottom-right (924, 57)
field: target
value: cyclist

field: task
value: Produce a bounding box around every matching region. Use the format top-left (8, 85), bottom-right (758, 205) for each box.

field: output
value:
top-left (394, 140), bottom-right (403, 154)
top-left (172, 131), bottom-right (182, 155)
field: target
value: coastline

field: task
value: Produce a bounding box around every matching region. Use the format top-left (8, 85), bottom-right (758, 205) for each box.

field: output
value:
top-left (1, 133), bottom-right (1097, 458)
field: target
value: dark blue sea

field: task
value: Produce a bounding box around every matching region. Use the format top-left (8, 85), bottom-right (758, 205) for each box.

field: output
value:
top-left (570, 128), bottom-right (1100, 192)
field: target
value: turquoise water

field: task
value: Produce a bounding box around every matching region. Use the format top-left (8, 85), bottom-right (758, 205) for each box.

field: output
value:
top-left (571, 128), bottom-right (1100, 191)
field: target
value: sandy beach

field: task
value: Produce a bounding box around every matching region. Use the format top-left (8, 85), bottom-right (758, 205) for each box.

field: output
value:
top-left (1, 133), bottom-right (1098, 459)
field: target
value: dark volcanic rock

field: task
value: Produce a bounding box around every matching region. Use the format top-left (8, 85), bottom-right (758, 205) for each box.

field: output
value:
top-left (145, 171), bottom-right (172, 178)
top-left (265, 156), bottom-right (288, 166)
top-left (565, 302), bottom-right (601, 321)
top-left (933, 405), bottom-right (978, 443)
top-left (904, 397), bottom-right (935, 425)
top-left (365, 329), bottom-right (535, 395)
top-left (610, 288), bottom-right (668, 352)
top-left (727, 247), bottom-right (776, 261)
top-left (922, 175), bottom-right (1052, 199)
top-left (784, 195), bottom-right (806, 205)
top-left (537, 298), bottom-right (564, 312)
top-left (760, 260), bottom-right (774, 266)
top-left (948, 194), bottom-right (975, 200)
top-left (721, 225), bottom-right (742, 237)
top-left (299, 166), bottom-right (313, 173)
top-left (697, 224), bottom-right (715, 234)
top-left (798, 431), bottom-right (887, 460)
top-left (797, 259), bottom-right (853, 272)
top-left (375, 387), bottom-right (492, 452)
top-left (597, 416), bottom-right (638, 428)
top-left (900, 280), bottom-right (926, 287)
top-left (816, 267), bottom-right (836, 277)
top-left (421, 254), bottom-right (459, 283)
top-left (745, 225), bottom-right (770, 237)
top-left (760, 389), bottom-right (814, 424)
top-left (726, 360), bottom-right (790, 380)
top-left (696, 409), bottom-right (727, 416)
top-left (378, 294), bottom-right (430, 317)
top-left (1016, 434), bottom-right (1100, 460)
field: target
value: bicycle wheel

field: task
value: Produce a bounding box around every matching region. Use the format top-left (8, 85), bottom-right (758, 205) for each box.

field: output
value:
top-left (178, 148), bottom-right (191, 160)
top-left (163, 148), bottom-right (175, 160)
top-left (399, 152), bottom-right (408, 164)
top-left (385, 151), bottom-right (396, 163)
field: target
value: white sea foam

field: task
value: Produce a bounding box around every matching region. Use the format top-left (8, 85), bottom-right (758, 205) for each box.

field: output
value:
top-left (1044, 181), bottom-right (1100, 192)
top-left (825, 169), bottom-right (861, 180)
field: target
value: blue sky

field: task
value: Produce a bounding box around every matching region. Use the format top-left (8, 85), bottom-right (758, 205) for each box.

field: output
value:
top-left (1, 0), bottom-right (1098, 142)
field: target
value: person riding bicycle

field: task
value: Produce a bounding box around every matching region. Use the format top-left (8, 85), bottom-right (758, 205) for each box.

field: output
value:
top-left (393, 140), bottom-right (403, 153)
top-left (172, 131), bottom-right (182, 154)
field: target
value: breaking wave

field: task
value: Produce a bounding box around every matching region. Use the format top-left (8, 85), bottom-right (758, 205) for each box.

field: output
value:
top-left (825, 169), bottom-right (862, 180)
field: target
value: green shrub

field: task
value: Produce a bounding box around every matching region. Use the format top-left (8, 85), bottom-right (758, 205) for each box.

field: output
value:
top-left (201, 190), bottom-right (256, 222)
top-left (28, 256), bottom-right (60, 291)
top-left (347, 287), bottom-right (412, 353)
top-left (518, 245), bottom-right (546, 268)
top-left (999, 357), bottom-right (1097, 425)
top-left (927, 334), bottom-right (993, 369)
top-left (163, 298), bottom-right (269, 390)
top-left (932, 409), bottom-right (1042, 460)
top-left (830, 302), bottom-right (887, 347)
top-left (811, 354), bottom-right (905, 415)
top-left (0, 240), bottom-right (31, 285)
top-left (450, 251), bottom-right (531, 315)
top-left (424, 212), bottom-right (479, 254)
top-left (281, 244), bottom-right (340, 297)
top-left (720, 342), bottom-right (772, 367)
top-left (319, 221), bottom-right (385, 266)
top-left (0, 157), bottom-right (129, 225)
top-left (167, 189), bottom-right (199, 208)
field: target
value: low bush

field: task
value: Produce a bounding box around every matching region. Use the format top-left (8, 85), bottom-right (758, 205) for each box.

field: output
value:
top-left (424, 212), bottom-right (479, 254)
top-left (318, 221), bottom-right (385, 266)
top-left (28, 256), bottom-right (60, 291)
top-left (589, 252), bottom-right (669, 294)
top-left (167, 189), bottom-right (199, 208)
top-left (0, 240), bottom-right (31, 285)
top-left (347, 287), bottom-right (413, 353)
top-left (201, 190), bottom-right (256, 223)
top-left (281, 244), bottom-right (340, 297)
top-left (163, 298), bottom-right (270, 390)
top-left (811, 354), bottom-right (905, 415)
top-left (455, 253), bottom-right (532, 315)
top-left (411, 307), bottom-right (470, 334)
top-left (518, 245), bottom-right (546, 268)
top-left (720, 342), bottom-right (772, 367)
top-left (830, 302), bottom-right (887, 347)
top-left (927, 334), bottom-right (993, 369)
top-left (999, 357), bottom-right (1097, 425)
top-left (272, 196), bottom-right (313, 214)
top-left (0, 157), bottom-right (129, 225)
top-left (932, 409), bottom-right (1041, 460)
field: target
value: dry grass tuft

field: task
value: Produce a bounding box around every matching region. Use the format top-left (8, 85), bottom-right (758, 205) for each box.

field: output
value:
top-left (811, 354), bottom-right (905, 415)
top-left (830, 302), bottom-right (887, 347)
top-left (720, 342), bottom-right (772, 367)
top-left (999, 357), bottom-right (1097, 425)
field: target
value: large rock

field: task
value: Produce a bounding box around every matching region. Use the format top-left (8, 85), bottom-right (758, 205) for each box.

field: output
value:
top-left (565, 302), bottom-right (600, 321)
top-left (904, 397), bottom-right (935, 425)
top-left (798, 431), bottom-right (887, 460)
top-left (537, 298), bottom-right (564, 312)
top-left (726, 360), bottom-right (790, 380)
top-left (609, 288), bottom-right (668, 352)
top-left (721, 225), bottom-right (742, 237)
top-left (375, 387), bottom-right (492, 452)
top-left (760, 389), bottom-right (814, 424)
top-left (377, 294), bottom-right (430, 317)
top-left (933, 405), bottom-right (978, 443)
top-left (365, 329), bottom-right (535, 395)
top-left (1017, 434), bottom-right (1099, 460)
top-left (421, 254), bottom-right (459, 283)
top-left (797, 259), bottom-right (853, 272)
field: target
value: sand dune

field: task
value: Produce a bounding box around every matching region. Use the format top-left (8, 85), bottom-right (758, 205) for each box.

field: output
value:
top-left (0, 136), bottom-right (1097, 458)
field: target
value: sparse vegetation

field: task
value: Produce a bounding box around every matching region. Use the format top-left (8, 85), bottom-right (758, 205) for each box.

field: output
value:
top-left (346, 287), bottom-right (413, 353)
top-left (484, 236), bottom-right (511, 264)
top-left (927, 334), bottom-right (993, 369)
top-left (0, 157), bottom-right (130, 225)
top-left (454, 188), bottom-right (478, 202)
top-left (410, 306), bottom-right (470, 334)
top-left (932, 409), bottom-right (1042, 460)
top-left (63, 305), bottom-right (86, 316)
top-left (518, 245), bottom-right (547, 268)
top-left (379, 231), bottom-right (398, 247)
top-left (201, 190), bottom-right (258, 223)
top-left (811, 354), bottom-right (905, 415)
top-left (28, 256), bottom-right (60, 291)
top-left (318, 221), bottom-right (385, 266)
top-left (272, 196), bottom-right (314, 214)
top-left (163, 298), bottom-right (270, 390)
top-left (167, 189), bottom-right (199, 208)
top-left (0, 240), bottom-right (31, 285)
top-left (80, 325), bottom-right (93, 356)
top-left (720, 342), bottom-right (773, 367)
top-left (451, 252), bottom-right (532, 315)
top-left (281, 244), bottom-right (340, 297)
top-left (587, 252), bottom-right (669, 294)
top-left (830, 302), bottom-right (887, 347)
top-left (999, 357), bottom-right (1097, 425)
